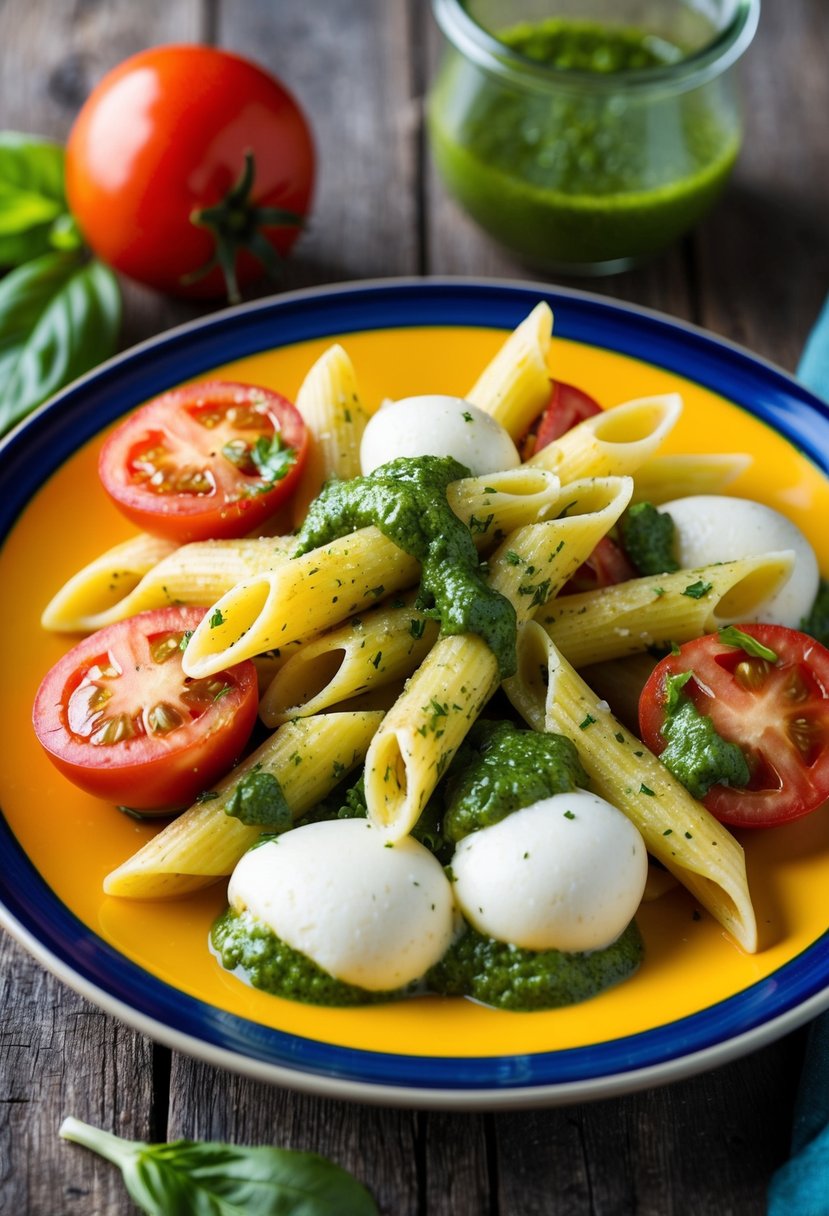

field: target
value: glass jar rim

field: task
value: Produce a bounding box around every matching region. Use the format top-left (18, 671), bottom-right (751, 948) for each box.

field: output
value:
top-left (432, 0), bottom-right (761, 94)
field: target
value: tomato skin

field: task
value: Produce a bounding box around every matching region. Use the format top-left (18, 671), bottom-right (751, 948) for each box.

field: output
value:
top-left (562, 535), bottom-right (638, 595)
top-left (98, 381), bottom-right (308, 542)
top-left (530, 380), bottom-right (603, 454)
top-left (33, 607), bottom-right (258, 811)
top-left (639, 624), bottom-right (829, 828)
top-left (65, 45), bottom-right (315, 299)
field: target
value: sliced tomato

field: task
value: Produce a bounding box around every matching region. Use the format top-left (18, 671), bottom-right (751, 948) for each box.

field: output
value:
top-left (99, 381), bottom-right (308, 542)
top-left (33, 607), bottom-right (258, 811)
top-left (562, 535), bottom-right (638, 595)
top-left (522, 380), bottom-right (603, 458)
top-left (639, 624), bottom-right (829, 827)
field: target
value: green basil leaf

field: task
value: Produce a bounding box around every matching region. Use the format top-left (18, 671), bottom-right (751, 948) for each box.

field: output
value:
top-left (0, 131), bottom-right (78, 265)
top-left (59, 1118), bottom-right (379, 1216)
top-left (0, 251), bottom-right (120, 436)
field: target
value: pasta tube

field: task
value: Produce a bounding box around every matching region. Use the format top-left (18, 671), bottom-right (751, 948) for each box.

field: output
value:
top-left (465, 302), bottom-right (553, 439)
top-left (42, 535), bottom-right (294, 634)
top-left (258, 594), bottom-right (438, 726)
top-left (103, 711), bottom-right (383, 900)
top-left (631, 452), bottom-right (752, 505)
top-left (507, 622), bottom-right (757, 953)
top-left (541, 551), bottom-right (796, 669)
top-left (291, 343), bottom-right (371, 527)
top-left (181, 467), bottom-right (561, 678)
top-left (364, 475), bottom-right (634, 840)
top-left (528, 394), bottom-right (682, 483)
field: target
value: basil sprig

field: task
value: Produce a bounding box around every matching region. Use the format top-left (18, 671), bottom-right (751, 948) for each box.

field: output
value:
top-left (0, 132), bottom-right (121, 438)
top-left (59, 1117), bottom-right (379, 1216)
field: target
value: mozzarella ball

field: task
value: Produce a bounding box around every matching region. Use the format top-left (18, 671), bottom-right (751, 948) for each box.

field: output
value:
top-left (451, 791), bottom-right (647, 953)
top-left (360, 395), bottom-right (520, 476)
top-left (659, 495), bottom-right (819, 628)
top-left (228, 820), bottom-right (456, 990)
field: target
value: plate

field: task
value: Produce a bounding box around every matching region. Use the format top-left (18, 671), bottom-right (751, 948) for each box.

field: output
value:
top-left (2, 277), bottom-right (829, 1110)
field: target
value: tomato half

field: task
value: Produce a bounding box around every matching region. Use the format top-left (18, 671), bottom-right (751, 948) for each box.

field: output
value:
top-left (639, 624), bottom-right (829, 827)
top-left (99, 381), bottom-right (308, 542)
top-left (33, 607), bottom-right (258, 811)
top-left (523, 381), bottom-right (603, 458)
top-left (65, 45), bottom-right (315, 301)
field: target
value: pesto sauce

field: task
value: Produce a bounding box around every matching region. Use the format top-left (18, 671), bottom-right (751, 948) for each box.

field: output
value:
top-left (427, 920), bottom-right (644, 1012)
top-left (660, 675), bottom-right (750, 799)
top-left (211, 908), bottom-right (410, 1007)
top-left (443, 721), bottom-right (588, 842)
top-left (428, 18), bottom-right (739, 267)
top-left (294, 456), bottom-right (517, 677)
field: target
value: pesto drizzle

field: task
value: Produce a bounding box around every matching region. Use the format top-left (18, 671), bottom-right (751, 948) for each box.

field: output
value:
top-left (293, 456), bottom-right (518, 677)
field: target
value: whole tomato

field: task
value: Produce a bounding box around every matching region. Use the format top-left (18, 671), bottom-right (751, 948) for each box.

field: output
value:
top-left (65, 45), bottom-right (315, 302)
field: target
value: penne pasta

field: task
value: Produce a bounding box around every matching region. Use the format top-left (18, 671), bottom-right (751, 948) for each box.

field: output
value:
top-left (364, 475), bottom-right (634, 841)
top-left (630, 452), bottom-right (752, 505)
top-left (42, 535), bottom-right (294, 634)
top-left (528, 394), bottom-right (683, 483)
top-left (290, 344), bottom-right (372, 528)
top-left (258, 593), bottom-right (438, 726)
top-left (180, 467), bottom-right (561, 678)
top-left (539, 551), bottom-right (796, 668)
top-left (103, 711), bottom-right (383, 900)
top-left (465, 302), bottom-right (553, 439)
top-left (506, 622), bottom-right (757, 953)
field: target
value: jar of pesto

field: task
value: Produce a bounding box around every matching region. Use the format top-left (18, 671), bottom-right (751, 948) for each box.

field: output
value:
top-left (428, 0), bottom-right (760, 273)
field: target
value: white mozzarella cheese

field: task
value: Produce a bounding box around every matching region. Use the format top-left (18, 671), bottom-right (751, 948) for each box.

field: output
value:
top-left (450, 790), bottom-right (648, 953)
top-left (360, 395), bottom-right (520, 476)
top-left (659, 495), bottom-right (819, 627)
top-left (228, 819), bottom-right (456, 990)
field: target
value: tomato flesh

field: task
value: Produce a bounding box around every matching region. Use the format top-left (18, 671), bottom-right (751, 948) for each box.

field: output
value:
top-left (99, 382), bottom-right (308, 542)
top-left (638, 624), bottom-right (829, 827)
top-left (33, 607), bottom-right (259, 811)
top-left (523, 380), bottom-right (603, 458)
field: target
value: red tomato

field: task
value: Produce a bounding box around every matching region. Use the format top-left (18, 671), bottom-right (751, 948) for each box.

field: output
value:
top-left (99, 381), bottom-right (308, 542)
top-left (33, 607), bottom-right (258, 811)
top-left (562, 536), bottom-right (638, 595)
top-left (525, 381), bottom-right (603, 457)
top-left (65, 45), bottom-right (315, 301)
top-left (639, 624), bottom-right (829, 828)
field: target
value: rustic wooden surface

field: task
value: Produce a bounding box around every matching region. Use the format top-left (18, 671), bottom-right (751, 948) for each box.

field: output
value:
top-left (1, 1), bottom-right (828, 1212)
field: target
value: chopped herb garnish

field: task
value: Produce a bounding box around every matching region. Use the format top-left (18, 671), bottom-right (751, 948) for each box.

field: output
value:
top-left (717, 625), bottom-right (778, 662)
top-left (209, 608), bottom-right (225, 628)
top-left (682, 580), bottom-right (713, 600)
top-left (579, 714), bottom-right (596, 730)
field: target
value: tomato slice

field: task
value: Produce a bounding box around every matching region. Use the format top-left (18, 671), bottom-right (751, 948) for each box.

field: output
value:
top-left (561, 535), bottom-right (638, 595)
top-left (638, 624), bottom-right (829, 827)
top-left (523, 380), bottom-right (603, 458)
top-left (99, 381), bottom-right (309, 542)
top-left (33, 607), bottom-right (259, 811)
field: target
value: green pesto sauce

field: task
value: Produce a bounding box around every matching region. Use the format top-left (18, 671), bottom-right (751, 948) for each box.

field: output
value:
top-left (660, 674), bottom-right (750, 799)
top-left (618, 502), bottom-right (679, 576)
top-left (442, 720), bottom-right (588, 843)
top-left (211, 908), bottom-right (410, 1007)
top-left (427, 921), bottom-right (644, 1012)
top-left (294, 456), bottom-right (517, 678)
top-left (428, 18), bottom-right (739, 266)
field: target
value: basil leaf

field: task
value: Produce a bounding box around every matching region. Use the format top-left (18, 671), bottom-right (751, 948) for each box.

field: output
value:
top-left (0, 251), bottom-right (120, 436)
top-left (717, 625), bottom-right (778, 662)
top-left (251, 433), bottom-right (297, 485)
top-left (0, 131), bottom-right (79, 265)
top-left (59, 1118), bottom-right (379, 1216)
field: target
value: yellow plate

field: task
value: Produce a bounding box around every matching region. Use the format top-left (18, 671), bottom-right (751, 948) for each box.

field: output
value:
top-left (2, 280), bottom-right (828, 1107)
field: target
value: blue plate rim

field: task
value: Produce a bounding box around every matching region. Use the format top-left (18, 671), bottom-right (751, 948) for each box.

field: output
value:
top-left (2, 274), bottom-right (829, 1108)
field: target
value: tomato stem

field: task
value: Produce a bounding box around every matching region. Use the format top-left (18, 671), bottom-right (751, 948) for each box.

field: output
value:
top-left (185, 150), bottom-right (305, 304)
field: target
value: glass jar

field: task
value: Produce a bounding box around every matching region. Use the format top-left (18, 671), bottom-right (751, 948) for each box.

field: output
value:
top-left (428, 0), bottom-right (760, 274)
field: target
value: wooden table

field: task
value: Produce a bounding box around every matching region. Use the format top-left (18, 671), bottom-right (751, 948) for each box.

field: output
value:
top-left (2, 2), bottom-right (827, 1211)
